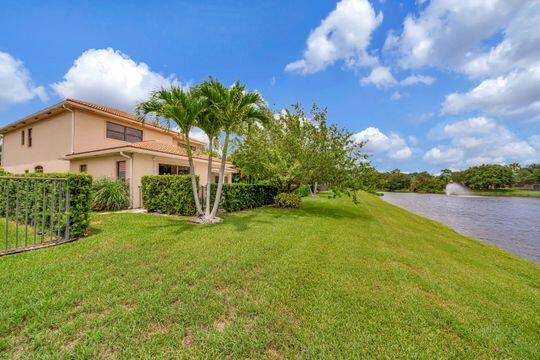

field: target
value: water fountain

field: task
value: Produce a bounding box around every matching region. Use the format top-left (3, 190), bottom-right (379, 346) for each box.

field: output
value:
top-left (445, 183), bottom-right (471, 196)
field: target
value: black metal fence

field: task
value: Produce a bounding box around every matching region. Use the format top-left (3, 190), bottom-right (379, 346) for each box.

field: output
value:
top-left (0, 177), bottom-right (71, 256)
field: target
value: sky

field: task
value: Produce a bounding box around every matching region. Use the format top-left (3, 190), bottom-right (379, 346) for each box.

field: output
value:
top-left (0, 0), bottom-right (539, 173)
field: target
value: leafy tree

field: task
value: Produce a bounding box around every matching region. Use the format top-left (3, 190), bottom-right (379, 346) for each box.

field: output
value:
top-left (410, 172), bottom-right (446, 193)
top-left (515, 163), bottom-right (540, 185)
top-left (233, 104), bottom-right (365, 198)
top-left (136, 86), bottom-right (206, 215)
top-left (462, 164), bottom-right (514, 190)
top-left (382, 169), bottom-right (412, 191)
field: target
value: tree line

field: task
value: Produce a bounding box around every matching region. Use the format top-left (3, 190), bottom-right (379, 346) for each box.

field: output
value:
top-left (373, 163), bottom-right (540, 193)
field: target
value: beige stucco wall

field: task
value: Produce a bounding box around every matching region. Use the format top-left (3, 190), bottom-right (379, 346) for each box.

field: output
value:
top-left (73, 109), bottom-right (178, 153)
top-left (1, 112), bottom-right (72, 173)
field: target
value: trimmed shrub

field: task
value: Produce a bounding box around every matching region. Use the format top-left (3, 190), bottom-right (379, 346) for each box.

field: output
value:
top-left (275, 193), bottom-right (301, 208)
top-left (141, 175), bottom-right (198, 215)
top-left (92, 177), bottom-right (130, 212)
top-left (211, 183), bottom-right (278, 212)
top-left (0, 172), bottom-right (92, 238)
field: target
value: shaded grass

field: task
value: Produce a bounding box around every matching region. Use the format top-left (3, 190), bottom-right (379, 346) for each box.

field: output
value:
top-left (0, 193), bottom-right (538, 358)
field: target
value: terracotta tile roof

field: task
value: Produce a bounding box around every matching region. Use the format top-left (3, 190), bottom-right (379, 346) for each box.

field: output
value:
top-left (65, 99), bottom-right (206, 146)
top-left (66, 140), bottom-right (233, 167)
top-left (130, 140), bottom-right (188, 156)
top-left (67, 98), bottom-right (140, 122)
top-left (130, 141), bottom-right (231, 165)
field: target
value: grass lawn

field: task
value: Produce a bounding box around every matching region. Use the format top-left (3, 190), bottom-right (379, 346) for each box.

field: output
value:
top-left (1, 193), bottom-right (539, 358)
top-left (471, 189), bottom-right (540, 197)
top-left (0, 218), bottom-right (55, 253)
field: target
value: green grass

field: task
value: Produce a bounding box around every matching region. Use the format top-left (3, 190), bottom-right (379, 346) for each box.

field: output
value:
top-left (0, 218), bottom-right (58, 253)
top-left (471, 188), bottom-right (540, 197)
top-left (0, 193), bottom-right (538, 358)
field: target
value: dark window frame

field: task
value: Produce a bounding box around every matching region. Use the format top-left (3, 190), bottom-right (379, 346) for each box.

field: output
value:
top-left (117, 161), bottom-right (126, 180)
top-left (79, 164), bottom-right (87, 173)
top-left (21, 131), bottom-right (25, 146)
top-left (106, 121), bottom-right (143, 143)
top-left (158, 163), bottom-right (190, 175)
top-left (28, 128), bottom-right (32, 147)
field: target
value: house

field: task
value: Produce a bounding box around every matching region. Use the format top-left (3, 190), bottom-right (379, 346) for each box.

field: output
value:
top-left (0, 99), bottom-right (236, 208)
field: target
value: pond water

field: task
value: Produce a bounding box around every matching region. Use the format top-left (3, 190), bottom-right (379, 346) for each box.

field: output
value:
top-left (381, 192), bottom-right (540, 263)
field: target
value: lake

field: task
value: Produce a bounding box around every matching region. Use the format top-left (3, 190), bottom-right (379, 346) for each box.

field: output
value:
top-left (382, 192), bottom-right (540, 263)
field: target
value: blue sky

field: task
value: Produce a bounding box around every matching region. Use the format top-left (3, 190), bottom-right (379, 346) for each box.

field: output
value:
top-left (1, 0), bottom-right (539, 172)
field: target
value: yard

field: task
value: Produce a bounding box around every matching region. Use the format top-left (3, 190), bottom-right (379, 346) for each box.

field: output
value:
top-left (0, 193), bottom-right (539, 358)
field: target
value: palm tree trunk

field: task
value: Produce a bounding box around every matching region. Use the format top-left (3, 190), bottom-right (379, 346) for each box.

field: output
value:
top-left (185, 135), bottom-right (203, 216)
top-left (205, 139), bottom-right (213, 216)
top-left (210, 131), bottom-right (230, 218)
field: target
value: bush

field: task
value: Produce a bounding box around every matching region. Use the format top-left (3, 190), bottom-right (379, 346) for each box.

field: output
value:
top-left (275, 193), bottom-right (301, 208)
top-left (141, 175), bottom-right (198, 215)
top-left (296, 184), bottom-right (311, 197)
top-left (0, 172), bottom-right (92, 238)
top-left (211, 183), bottom-right (278, 212)
top-left (92, 178), bottom-right (130, 212)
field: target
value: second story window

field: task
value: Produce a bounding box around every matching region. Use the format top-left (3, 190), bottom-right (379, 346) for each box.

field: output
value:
top-left (106, 121), bottom-right (143, 142)
top-left (21, 131), bottom-right (25, 146)
top-left (28, 128), bottom-right (32, 147)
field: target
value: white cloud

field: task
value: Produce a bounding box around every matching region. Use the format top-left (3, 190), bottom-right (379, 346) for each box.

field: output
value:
top-left (423, 117), bottom-right (538, 168)
top-left (189, 127), bottom-right (209, 144)
top-left (424, 147), bottom-right (464, 165)
top-left (0, 51), bottom-right (47, 106)
top-left (400, 74), bottom-right (434, 86)
top-left (52, 48), bottom-right (181, 112)
top-left (285, 0), bottom-right (382, 74)
top-left (459, 2), bottom-right (540, 78)
top-left (390, 91), bottom-right (402, 101)
top-left (388, 1), bottom-right (540, 121)
top-left (390, 146), bottom-right (412, 160)
top-left (389, 0), bottom-right (524, 71)
top-left (442, 63), bottom-right (540, 120)
top-left (360, 66), bottom-right (397, 88)
top-left (354, 127), bottom-right (412, 161)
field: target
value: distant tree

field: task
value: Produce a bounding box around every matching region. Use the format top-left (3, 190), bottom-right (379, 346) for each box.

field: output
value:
top-left (462, 164), bottom-right (514, 190)
top-left (383, 169), bottom-right (412, 191)
top-left (410, 172), bottom-right (446, 193)
top-left (515, 163), bottom-right (540, 185)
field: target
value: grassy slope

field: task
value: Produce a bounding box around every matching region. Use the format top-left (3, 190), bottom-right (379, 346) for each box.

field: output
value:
top-left (0, 193), bottom-right (538, 359)
top-left (471, 189), bottom-right (540, 197)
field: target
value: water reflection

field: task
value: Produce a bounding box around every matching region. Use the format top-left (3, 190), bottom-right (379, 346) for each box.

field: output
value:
top-left (382, 192), bottom-right (540, 262)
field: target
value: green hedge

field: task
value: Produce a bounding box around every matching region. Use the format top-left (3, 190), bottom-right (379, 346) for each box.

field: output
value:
top-left (0, 173), bottom-right (92, 238)
top-left (141, 177), bottom-right (278, 215)
top-left (141, 175), bottom-right (198, 215)
top-left (211, 183), bottom-right (278, 212)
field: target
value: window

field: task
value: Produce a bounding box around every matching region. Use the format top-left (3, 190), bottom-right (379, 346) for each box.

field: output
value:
top-left (117, 161), bottom-right (126, 180)
top-left (80, 164), bottom-right (87, 173)
top-left (106, 122), bottom-right (143, 142)
top-left (177, 142), bottom-right (196, 152)
top-left (158, 164), bottom-right (190, 175)
top-left (21, 131), bottom-right (25, 146)
top-left (34, 165), bottom-right (43, 173)
top-left (28, 128), bottom-right (32, 147)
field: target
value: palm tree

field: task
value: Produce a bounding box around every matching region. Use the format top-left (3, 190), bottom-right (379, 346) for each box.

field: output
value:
top-left (136, 86), bottom-right (205, 216)
top-left (195, 109), bottom-right (222, 218)
top-left (198, 79), bottom-right (269, 219)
